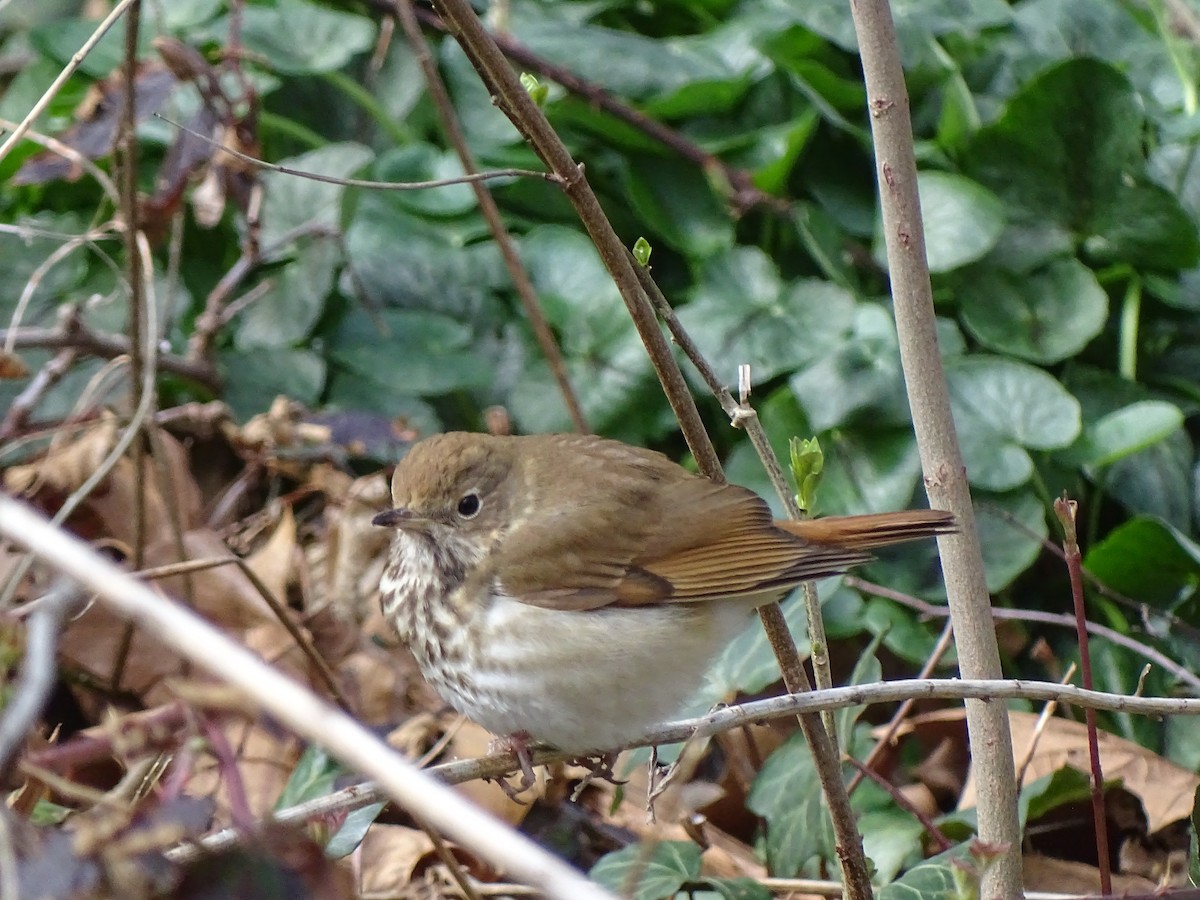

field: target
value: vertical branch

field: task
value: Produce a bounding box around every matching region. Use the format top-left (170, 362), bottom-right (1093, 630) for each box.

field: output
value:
top-left (428, 4), bottom-right (874, 894)
top-left (392, 0), bottom-right (589, 433)
top-left (1054, 497), bottom-right (1111, 894)
top-left (428, 0), bottom-right (720, 477)
top-left (844, 0), bottom-right (1023, 895)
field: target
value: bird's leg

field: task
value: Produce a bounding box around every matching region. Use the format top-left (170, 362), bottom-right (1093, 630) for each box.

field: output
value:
top-left (567, 752), bottom-right (625, 801)
top-left (487, 731), bottom-right (538, 800)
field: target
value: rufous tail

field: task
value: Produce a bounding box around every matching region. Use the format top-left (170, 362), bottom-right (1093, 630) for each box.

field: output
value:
top-left (775, 510), bottom-right (956, 550)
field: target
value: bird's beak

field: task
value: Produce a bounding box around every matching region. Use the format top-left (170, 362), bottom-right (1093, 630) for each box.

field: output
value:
top-left (372, 508), bottom-right (427, 529)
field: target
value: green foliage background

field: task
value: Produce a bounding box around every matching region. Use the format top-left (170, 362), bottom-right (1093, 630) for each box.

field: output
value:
top-left (4, 0), bottom-right (1200, 887)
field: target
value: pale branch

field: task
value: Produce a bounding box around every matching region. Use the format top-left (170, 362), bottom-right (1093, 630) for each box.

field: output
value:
top-left (0, 496), bottom-right (616, 900)
top-left (175, 675), bottom-right (1200, 860)
top-left (845, 0), bottom-right (1022, 894)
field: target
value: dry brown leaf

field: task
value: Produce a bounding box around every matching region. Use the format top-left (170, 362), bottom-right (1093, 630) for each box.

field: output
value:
top-left (313, 472), bottom-right (390, 627)
top-left (961, 711), bottom-right (1199, 830)
top-left (1023, 852), bottom-right (1157, 893)
top-left (244, 505), bottom-right (296, 605)
top-left (5, 420), bottom-right (203, 545)
top-left (144, 528), bottom-right (274, 628)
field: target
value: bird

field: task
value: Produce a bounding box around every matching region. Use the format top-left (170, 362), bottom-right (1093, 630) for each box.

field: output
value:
top-left (373, 431), bottom-right (953, 761)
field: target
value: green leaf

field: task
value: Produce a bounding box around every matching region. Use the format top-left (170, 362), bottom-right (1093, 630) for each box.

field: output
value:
top-left (1101, 429), bottom-right (1194, 528)
top-left (878, 843), bottom-right (979, 899)
top-left (1084, 180), bottom-right (1200, 269)
top-left (947, 356), bottom-right (1081, 491)
top-left (913, 171), bottom-right (1005, 273)
top-left (789, 436), bottom-right (823, 514)
top-left (859, 808), bottom-right (925, 884)
top-left (235, 235), bottom-right (340, 349)
top-left (516, 18), bottom-right (736, 101)
top-left (748, 731), bottom-right (833, 876)
top-left (344, 196), bottom-right (505, 318)
top-left (260, 142), bottom-right (375, 247)
top-left (1019, 767), bottom-right (1092, 829)
top-left (324, 802), bottom-right (386, 859)
top-left (327, 308), bottom-right (493, 396)
top-left (965, 58), bottom-right (1200, 269)
top-left (976, 489), bottom-right (1048, 593)
top-left (790, 304), bottom-right (908, 431)
top-left (814, 429), bottom-right (924, 517)
top-left (276, 745), bottom-right (342, 810)
top-left (966, 59), bottom-right (1142, 228)
top-left (835, 636), bottom-right (882, 748)
top-left (958, 259), bottom-right (1108, 364)
top-left (624, 156), bottom-right (734, 256)
top-left (589, 841), bottom-right (701, 900)
top-left (212, 0), bottom-right (375, 74)
top-left (1066, 401), bottom-right (1184, 468)
top-left (680, 248), bottom-right (857, 383)
top-left (1084, 517), bottom-right (1200, 609)
top-left (218, 348), bottom-right (326, 420)
top-left (633, 237), bottom-right (653, 267)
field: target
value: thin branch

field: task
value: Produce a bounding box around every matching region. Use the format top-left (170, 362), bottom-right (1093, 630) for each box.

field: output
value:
top-left (0, 319), bottom-right (218, 391)
top-left (175, 674), bottom-right (1200, 860)
top-left (429, 0), bottom-right (719, 477)
top-left (392, 0), bottom-right (587, 433)
top-left (155, 114), bottom-right (556, 190)
top-left (0, 348), bottom-right (79, 439)
top-left (845, 575), bottom-right (1200, 693)
top-left (846, 757), bottom-right (954, 852)
top-left (0, 582), bottom-right (87, 774)
top-left (0, 0), bottom-right (140, 166)
top-left (0, 496), bottom-right (616, 900)
top-left (1055, 496), bottom-right (1110, 894)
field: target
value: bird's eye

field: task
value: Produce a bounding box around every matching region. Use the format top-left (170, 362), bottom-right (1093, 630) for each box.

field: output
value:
top-left (457, 493), bottom-right (481, 518)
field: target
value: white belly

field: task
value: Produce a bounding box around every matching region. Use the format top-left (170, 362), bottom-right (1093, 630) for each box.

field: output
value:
top-left (449, 595), bottom-right (755, 751)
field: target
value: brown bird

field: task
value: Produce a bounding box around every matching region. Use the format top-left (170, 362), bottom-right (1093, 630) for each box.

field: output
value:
top-left (374, 432), bottom-right (953, 755)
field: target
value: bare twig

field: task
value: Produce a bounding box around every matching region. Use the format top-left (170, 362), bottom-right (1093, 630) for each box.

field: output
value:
top-left (0, 496), bottom-right (616, 900)
top-left (1055, 496), bottom-right (1110, 894)
top-left (0, 348), bottom-right (79, 438)
top-left (846, 757), bottom-right (953, 852)
top-left (845, 575), bottom-right (1200, 693)
top-left (177, 674), bottom-right (1200, 860)
top-left (430, 0), bottom-right (719, 476)
top-left (847, 618), bottom-right (954, 795)
top-left (0, 318), bottom-right (218, 391)
top-left (0, 0), bottom-right (141, 166)
top-left (392, 0), bottom-right (587, 432)
top-left (155, 113), bottom-right (555, 190)
top-left (0, 581), bottom-right (87, 774)
top-left (845, 0), bottom-right (1022, 894)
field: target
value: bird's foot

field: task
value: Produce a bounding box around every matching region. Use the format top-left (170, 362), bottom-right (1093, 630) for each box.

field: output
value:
top-left (487, 731), bottom-right (538, 801)
top-left (567, 752), bottom-right (625, 801)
